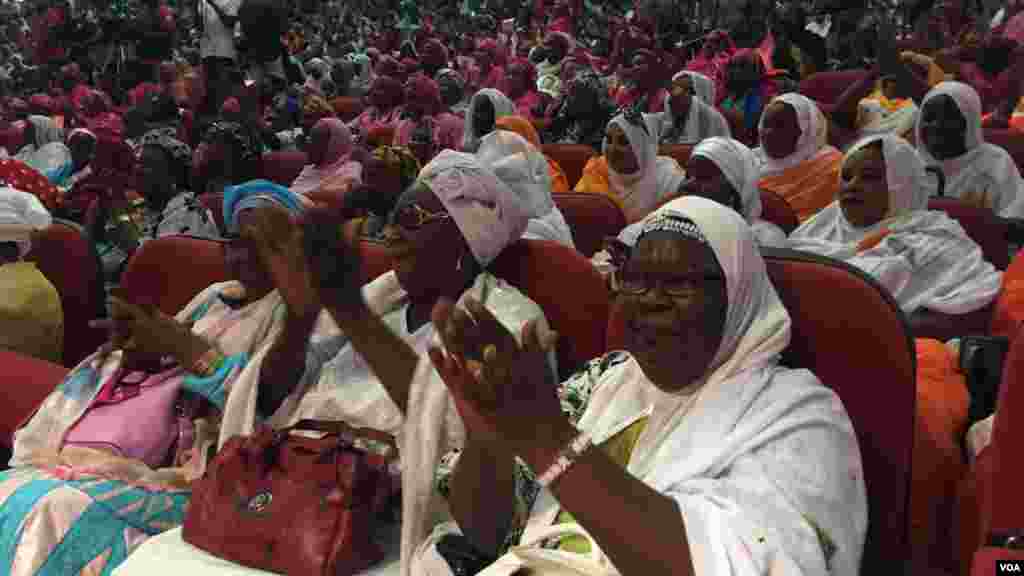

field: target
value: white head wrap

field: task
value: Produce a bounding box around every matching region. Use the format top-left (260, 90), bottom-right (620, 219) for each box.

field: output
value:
top-left (671, 70), bottom-right (716, 104)
top-left (757, 93), bottom-right (831, 176)
top-left (0, 186), bottom-right (52, 257)
top-left (790, 133), bottom-right (1003, 314)
top-left (691, 136), bottom-right (762, 222)
top-left (608, 195), bottom-right (792, 479)
top-left (418, 149), bottom-right (529, 266)
top-left (605, 113), bottom-right (687, 223)
top-left (475, 130), bottom-right (575, 248)
top-left (913, 81), bottom-right (1024, 217)
top-left (461, 89), bottom-right (515, 153)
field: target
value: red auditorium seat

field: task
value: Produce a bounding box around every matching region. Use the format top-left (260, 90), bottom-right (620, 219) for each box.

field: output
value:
top-left (759, 189), bottom-right (799, 234)
top-left (541, 144), bottom-right (597, 189)
top-left (929, 199), bottom-right (1010, 270)
top-left (358, 238), bottom-right (392, 286)
top-left (658, 144), bottom-right (694, 168)
top-left (198, 193), bottom-right (225, 235)
top-left (983, 129), bottom-right (1024, 173)
top-left (798, 70), bottom-right (867, 108)
top-left (0, 124), bottom-right (23, 154)
top-left (331, 97), bottom-right (365, 123)
top-left (120, 235), bottom-right (231, 315)
top-left (608, 248), bottom-right (916, 574)
top-left (957, 324), bottom-right (1024, 576)
top-left (257, 151), bottom-right (308, 187)
top-left (27, 219), bottom-right (106, 367)
top-left (0, 350), bottom-right (69, 451)
top-left (551, 192), bottom-right (627, 257)
top-left (491, 239), bottom-right (610, 378)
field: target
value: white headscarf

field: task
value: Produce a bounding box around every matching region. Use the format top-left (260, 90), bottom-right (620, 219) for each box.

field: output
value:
top-left (604, 113), bottom-right (687, 223)
top-left (757, 93), bottom-right (835, 176)
top-left (915, 81), bottom-right (1024, 217)
top-left (0, 186), bottom-right (52, 257)
top-left (475, 130), bottom-right (575, 248)
top-left (790, 134), bottom-right (1003, 314)
top-left (15, 116), bottom-right (65, 164)
top-left (418, 149), bottom-right (530, 266)
top-left (657, 74), bottom-right (731, 145)
top-left (672, 70), bottom-right (715, 104)
top-left (461, 88), bottom-right (515, 153)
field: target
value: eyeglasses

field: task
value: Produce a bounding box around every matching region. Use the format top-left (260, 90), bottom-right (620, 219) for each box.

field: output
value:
top-left (610, 268), bottom-right (725, 298)
top-left (391, 202), bottom-right (451, 232)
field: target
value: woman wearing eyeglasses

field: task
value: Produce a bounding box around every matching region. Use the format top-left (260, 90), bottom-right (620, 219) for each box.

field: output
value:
top-left (246, 148), bottom-right (552, 459)
top-left (574, 111), bottom-right (686, 223)
top-left (402, 195), bottom-right (866, 575)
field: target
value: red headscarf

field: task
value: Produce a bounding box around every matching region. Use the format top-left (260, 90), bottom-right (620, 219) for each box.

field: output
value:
top-left (368, 76), bottom-right (405, 112)
top-left (404, 74), bottom-right (442, 117)
top-left (419, 39), bottom-right (449, 71)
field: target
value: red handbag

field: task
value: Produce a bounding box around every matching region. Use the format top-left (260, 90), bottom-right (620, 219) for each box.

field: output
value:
top-left (182, 420), bottom-right (399, 576)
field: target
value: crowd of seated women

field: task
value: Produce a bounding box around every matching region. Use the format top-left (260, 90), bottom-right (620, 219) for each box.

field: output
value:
top-left (1, 1), bottom-right (1024, 575)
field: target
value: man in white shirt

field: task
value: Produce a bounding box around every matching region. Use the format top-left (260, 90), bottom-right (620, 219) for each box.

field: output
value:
top-left (198, 0), bottom-right (240, 115)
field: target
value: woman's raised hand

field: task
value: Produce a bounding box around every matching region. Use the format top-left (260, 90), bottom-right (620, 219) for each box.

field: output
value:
top-left (428, 297), bottom-right (566, 457)
top-left (248, 207), bottom-right (322, 321)
top-left (301, 206), bottom-right (367, 313)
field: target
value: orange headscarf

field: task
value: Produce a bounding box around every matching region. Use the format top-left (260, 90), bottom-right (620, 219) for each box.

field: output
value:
top-left (494, 115), bottom-right (570, 193)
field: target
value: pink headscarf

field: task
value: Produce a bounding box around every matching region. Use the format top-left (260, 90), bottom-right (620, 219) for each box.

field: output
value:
top-left (290, 118), bottom-right (362, 197)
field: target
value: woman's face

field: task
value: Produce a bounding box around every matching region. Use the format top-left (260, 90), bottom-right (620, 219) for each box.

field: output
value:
top-left (669, 74), bottom-right (694, 119)
top-left (759, 102), bottom-right (800, 160)
top-left (920, 94), bottom-right (968, 160)
top-left (839, 143), bottom-right (890, 228)
top-left (306, 122), bottom-right (332, 166)
top-left (438, 77), bottom-right (463, 106)
top-left (362, 156), bottom-right (402, 204)
top-left (606, 123), bottom-right (640, 175)
top-left (22, 122), bottom-right (35, 148)
top-left (225, 208), bottom-right (276, 294)
top-left (616, 232), bottom-right (728, 391)
top-left (684, 156), bottom-right (741, 213)
top-left (543, 38), bottom-right (566, 63)
top-left (384, 182), bottom-right (468, 300)
top-left (68, 135), bottom-right (96, 172)
top-left (472, 97), bottom-right (496, 138)
top-left (137, 145), bottom-right (174, 203)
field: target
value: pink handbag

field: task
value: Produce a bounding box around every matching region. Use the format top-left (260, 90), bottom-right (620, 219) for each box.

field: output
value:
top-left (63, 363), bottom-right (188, 469)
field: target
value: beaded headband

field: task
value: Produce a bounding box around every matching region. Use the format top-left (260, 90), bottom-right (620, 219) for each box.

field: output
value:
top-left (639, 213), bottom-right (708, 244)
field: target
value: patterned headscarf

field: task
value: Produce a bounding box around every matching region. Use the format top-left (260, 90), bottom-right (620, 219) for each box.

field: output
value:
top-left (136, 128), bottom-right (193, 171)
top-left (202, 121), bottom-right (260, 165)
top-left (372, 145), bottom-right (421, 190)
top-left (302, 93), bottom-right (337, 126)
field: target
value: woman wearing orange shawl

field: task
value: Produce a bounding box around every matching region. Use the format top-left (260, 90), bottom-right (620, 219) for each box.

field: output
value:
top-left (494, 115), bottom-right (569, 193)
top-left (756, 93), bottom-right (842, 222)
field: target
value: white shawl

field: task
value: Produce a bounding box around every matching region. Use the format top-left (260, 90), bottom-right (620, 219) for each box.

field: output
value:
top-left (476, 130), bottom-right (575, 248)
top-left (604, 114), bottom-right (686, 223)
top-left (617, 137), bottom-right (786, 248)
top-left (454, 196), bottom-right (867, 575)
top-left (915, 81), bottom-right (1024, 217)
top-left (756, 93), bottom-right (838, 176)
top-left (461, 89), bottom-right (515, 153)
top-left (789, 134), bottom-right (1003, 315)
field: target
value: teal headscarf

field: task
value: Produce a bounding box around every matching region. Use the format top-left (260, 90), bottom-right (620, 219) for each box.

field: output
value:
top-left (223, 179), bottom-right (306, 234)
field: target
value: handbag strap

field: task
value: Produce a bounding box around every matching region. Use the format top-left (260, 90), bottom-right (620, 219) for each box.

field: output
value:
top-left (283, 419), bottom-right (399, 458)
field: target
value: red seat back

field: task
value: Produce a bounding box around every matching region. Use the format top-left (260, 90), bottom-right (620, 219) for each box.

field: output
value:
top-left (198, 193), bottom-right (226, 235)
top-left (551, 192), bottom-right (627, 257)
top-left (928, 199), bottom-right (1010, 270)
top-left (490, 239), bottom-right (610, 378)
top-left (658, 144), bottom-right (694, 168)
top-left (607, 248), bottom-right (916, 573)
top-left (257, 151), bottom-right (309, 187)
top-left (331, 97), bottom-right (365, 123)
top-left (0, 350), bottom-right (70, 449)
top-left (984, 324), bottom-right (1024, 537)
top-left (759, 189), bottom-right (799, 234)
top-left (0, 125), bottom-right (23, 154)
top-left (799, 70), bottom-right (867, 107)
top-left (358, 239), bottom-right (393, 286)
top-left (27, 219), bottom-right (106, 367)
top-left (541, 144), bottom-right (597, 189)
top-left (120, 235), bottom-right (231, 315)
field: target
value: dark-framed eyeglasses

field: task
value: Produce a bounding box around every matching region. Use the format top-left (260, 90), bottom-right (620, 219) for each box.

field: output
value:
top-left (391, 202), bottom-right (452, 231)
top-left (610, 267), bottom-right (725, 298)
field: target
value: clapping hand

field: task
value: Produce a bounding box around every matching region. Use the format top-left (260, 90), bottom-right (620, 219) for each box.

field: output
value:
top-left (427, 297), bottom-right (565, 457)
top-left (247, 206), bottom-right (322, 321)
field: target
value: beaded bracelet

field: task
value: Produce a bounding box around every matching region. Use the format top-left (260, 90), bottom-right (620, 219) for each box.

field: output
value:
top-left (537, 431), bottom-right (593, 488)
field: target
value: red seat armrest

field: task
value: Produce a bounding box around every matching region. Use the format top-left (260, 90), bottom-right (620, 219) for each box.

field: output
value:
top-left (972, 547), bottom-right (1024, 576)
top-left (0, 350), bottom-right (69, 448)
